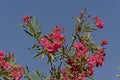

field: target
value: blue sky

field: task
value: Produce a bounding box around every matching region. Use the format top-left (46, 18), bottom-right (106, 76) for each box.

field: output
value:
top-left (0, 0), bottom-right (120, 80)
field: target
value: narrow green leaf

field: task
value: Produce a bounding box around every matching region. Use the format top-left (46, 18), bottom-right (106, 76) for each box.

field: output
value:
top-left (36, 32), bottom-right (41, 39)
top-left (39, 54), bottom-right (45, 60)
top-left (33, 53), bottom-right (41, 59)
top-left (89, 76), bottom-right (94, 80)
top-left (49, 54), bottom-right (55, 60)
top-left (33, 16), bottom-right (36, 27)
top-left (33, 50), bottom-right (43, 58)
top-left (47, 58), bottom-right (51, 64)
top-left (24, 30), bottom-right (33, 37)
top-left (87, 32), bottom-right (91, 40)
top-left (37, 24), bottom-right (41, 32)
top-left (28, 25), bottom-right (35, 34)
top-left (64, 62), bottom-right (71, 68)
top-left (19, 24), bottom-right (27, 29)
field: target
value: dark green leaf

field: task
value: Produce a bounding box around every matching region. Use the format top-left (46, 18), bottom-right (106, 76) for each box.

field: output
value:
top-left (33, 50), bottom-right (43, 58)
top-left (3, 76), bottom-right (10, 80)
top-left (24, 30), bottom-right (33, 37)
top-left (33, 53), bottom-right (41, 59)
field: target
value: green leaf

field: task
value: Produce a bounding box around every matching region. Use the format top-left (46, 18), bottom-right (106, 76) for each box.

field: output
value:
top-left (49, 54), bottom-right (55, 60)
top-left (3, 76), bottom-right (10, 80)
top-left (47, 58), bottom-right (51, 64)
top-left (24, 66), bottom-right (33, 80)
top-left (89, 76), bottom-right (94, 80)
top-left (24, 30), bottom-right (33, 37)
top-left (118, 68), bottom-right (120, 70)
top-left (33, 16), bottom-right (36, 27)
top-left (64, 62), bottom-right (71, 68)
top-left (19, 24), bottom-right (27, 29)
top-left (40, 54), bottom-right (45, 60)
top-left (36, 32), bottom-right (41, 39)
top-left (33, 50), bottom-right (43, 58)
top-left (37, 24), bottom-right (41, 32)
top-left (28, 25), bottom-right (35, 34)
top-left (116, 75), bottom-right (120, 78)
top-left (46, 76), bottom-right (50, 80)
top-left (33, 53), bottom-right (42, 59)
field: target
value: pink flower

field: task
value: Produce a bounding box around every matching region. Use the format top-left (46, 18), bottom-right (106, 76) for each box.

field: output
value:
top-left (98, 48), bottom-right (105, 54)
top-left (54, 39), bottom-right (62, 49)
top-left (94, 16), bottom-right (104, 29)
top-left (88, 56), bottom-right (96, 67)
top-left (10, 65), bottom-right (23, 80)
top-left (77, 76), bottom-right (86, 80)
top-left (87, 66), bottom-right (94, 76)
top-left (0, 50), bottom-right (4, 60)
top-left (95, 54), bottom-right (104, 67)
top-left (74, 42), bottom-right (88, 54)
top-left (101, 39), bottom-right (108, 46)
top-left (75, 42), bottom-right (83, 48)
top-left (53, 25), bottom-right (63, 32)
top-left (61, 76), bottom-right (70, 80)
top-left (22, 16), bottom-right (32, 25)
top-left (53, 32), bottom-right (62, 39)
top-left (39, 37), bottom-right (49, 47)
top-left (44, 44), bottom-right (57, 53)
top-left (61, 69), bottom-right (66, 74)
top-left (0, 60), bottom-right (10, 70)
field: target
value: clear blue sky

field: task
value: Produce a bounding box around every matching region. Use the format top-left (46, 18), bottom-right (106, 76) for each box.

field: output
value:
top-left (0, 0), bottom-right (120, 80)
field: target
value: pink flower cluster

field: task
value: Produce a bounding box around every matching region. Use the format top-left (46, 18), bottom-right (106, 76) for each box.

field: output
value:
top-left (40, 26), bottom-right (66, 53)
top-left (88, 48), bottom-right (105, 67)
top-left (60, 41), bottom-right (107, 80)
top-left (74, 42), bottom-right (88, 55)
top-left (10, 65), bottom-right (23, 80)
top-left (0, 50), bottom-right (10, 70)
top-left (22, 16), bottom-right (32, 25)
top-left (94, 16), bottom-right (104, 29)
top-left (0, 50), bottom-right (23, 80)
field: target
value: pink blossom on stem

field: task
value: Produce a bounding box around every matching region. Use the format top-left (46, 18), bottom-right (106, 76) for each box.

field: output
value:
top-left (10, 65), bottom-right (23, 80)
top-left (53, 25), bottom-right (63, 32)
top-left (77, 76), bottom-right (86, 80)
top-left (53, 39), bottom-right (62, 49)
top-left (88, 56), bottom-right (96, 67)
top-left (44, 44), bottom-right (57, 53)
top-left (61, 76), bottom-right (70, 80)
top-left (98, 48), bottom-right (105, 55)
top-left (61, 69), bottom-right (66, 74)
top-left (87, 66), bottom-right (94, 76)
top-left (0, 60), bottom-right (10, 70)
top-left (101, 39), bottom-right (108, 46)
top-left (94, 16), bottom-right (104, 29)
top-left (53, 32), bottom-right (63, 39)
top-left (74, 42), bottom-right (88, 55)
top-left (39, 37), bottom-right (49, 47)
top-left (0, 50), bottom-right (4, 60)
top-left (22, 16), bottom-right (32, 25)
top-left (95, 54), bottom-right (105, 67)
